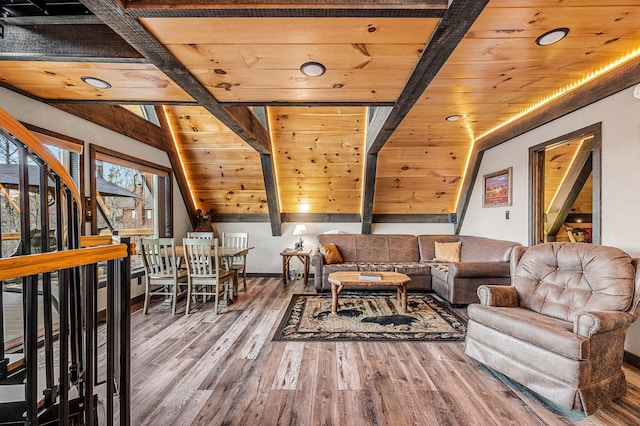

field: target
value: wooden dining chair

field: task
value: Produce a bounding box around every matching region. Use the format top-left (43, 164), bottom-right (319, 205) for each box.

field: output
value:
top-left (140, 238), bottom-right (188, 315)
top-left (222, 232), bottom-right (249, 292)
top-left (183, 237), bottom-right (234, 315)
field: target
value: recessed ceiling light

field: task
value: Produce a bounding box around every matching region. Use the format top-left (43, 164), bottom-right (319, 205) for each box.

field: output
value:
top-left (535, 28), bottom-right (569, 46)
top-left (300, 62), bottom-right (326, 77)
top-left (81, 76), bottom-right (111, 89)
top-left (446, 114), bottom-right (461, 122)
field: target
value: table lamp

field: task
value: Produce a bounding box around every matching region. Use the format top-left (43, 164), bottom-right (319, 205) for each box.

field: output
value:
top-left (293, 224), bottom-right (308, 251)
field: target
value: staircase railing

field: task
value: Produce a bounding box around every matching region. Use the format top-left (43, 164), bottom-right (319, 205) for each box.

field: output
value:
top-left (1, 107), bottom-right (131, 425)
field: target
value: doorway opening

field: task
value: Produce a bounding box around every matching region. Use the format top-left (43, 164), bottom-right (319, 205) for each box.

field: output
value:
top-left (529, 123), bottom-right (601, 245)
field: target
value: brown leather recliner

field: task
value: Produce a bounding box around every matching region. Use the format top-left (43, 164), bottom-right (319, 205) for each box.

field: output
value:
top-left (464, 242), bottom-right (640, 415)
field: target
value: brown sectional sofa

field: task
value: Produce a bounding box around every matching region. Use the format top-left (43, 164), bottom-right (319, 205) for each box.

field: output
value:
top-left (420, 235), bottom-right (521, 305)
top-left (311, 233), bottom-right (521, 305)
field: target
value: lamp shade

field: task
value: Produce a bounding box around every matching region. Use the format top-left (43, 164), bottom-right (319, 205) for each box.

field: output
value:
top-left (293, 224), bottom-right (308, 236)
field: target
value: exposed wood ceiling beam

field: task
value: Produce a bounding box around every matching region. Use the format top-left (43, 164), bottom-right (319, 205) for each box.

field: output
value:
top-left (125, 1), bottom-right (447, 18)
top-left (0, 23), bottom-right (144, 62)
top-left (0, 15), bottom-right (103, 25)
top-left (79, 0), bottom-right (272, 156)
top-left (51, 104), bottom-right (168, 150)
top-left (454, 56), bottom-right (640, 234)
top-left (260, 154), bottom-right (282, 236)
top-left (361, 0), bottom-right (489, 234)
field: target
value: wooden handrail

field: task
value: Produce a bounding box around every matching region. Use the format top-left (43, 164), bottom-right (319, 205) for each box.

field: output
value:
top-left (0, 243), bottom-right (128, 281)
top-left (81, 235), bottom-right (117, 247)
top-left (0, 106), bottom-right (81, 206)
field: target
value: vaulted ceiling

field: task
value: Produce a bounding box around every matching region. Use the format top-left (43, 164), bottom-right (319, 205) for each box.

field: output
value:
top-left (1, 0), bottom-right (639, 235)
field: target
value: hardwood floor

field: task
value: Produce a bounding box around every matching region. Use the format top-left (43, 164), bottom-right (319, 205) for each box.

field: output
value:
top-left (124, 277), bottom-right (640, 426)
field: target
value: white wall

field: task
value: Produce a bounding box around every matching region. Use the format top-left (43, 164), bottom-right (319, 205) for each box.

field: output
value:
top-left (460, 85), bottom-right (640, 356)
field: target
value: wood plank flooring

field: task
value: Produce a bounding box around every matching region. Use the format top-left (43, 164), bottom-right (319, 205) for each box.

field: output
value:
top-left (125, 277), bottom-right (640, 426)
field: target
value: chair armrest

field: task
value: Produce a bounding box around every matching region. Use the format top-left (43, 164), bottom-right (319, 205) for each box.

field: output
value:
top-left (310, 249), bottom-right (324, 268)
top-left (573, 311), bottom-right (632, 338)
top-left (477, 285), bottom-right (519, 307)
top-left (448, 261), bottom-right (510, 278)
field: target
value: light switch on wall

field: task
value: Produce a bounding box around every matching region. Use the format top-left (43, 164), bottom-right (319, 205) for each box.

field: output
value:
top-left (506, 210), bottom-right (510, 220)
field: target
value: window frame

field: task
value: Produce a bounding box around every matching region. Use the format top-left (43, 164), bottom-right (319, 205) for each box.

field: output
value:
top-left (89, 144), bottom-right (174, 238)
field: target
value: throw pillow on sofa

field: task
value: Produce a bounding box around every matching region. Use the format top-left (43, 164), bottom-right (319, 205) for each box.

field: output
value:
top-left (320, 243), bottom-right (343, 264)
top-left (434, 241), bottom-right (462, 262)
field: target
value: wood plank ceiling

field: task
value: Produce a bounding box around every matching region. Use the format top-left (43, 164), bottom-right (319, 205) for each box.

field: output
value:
top-left (1, 0), bottom-right (640, 234)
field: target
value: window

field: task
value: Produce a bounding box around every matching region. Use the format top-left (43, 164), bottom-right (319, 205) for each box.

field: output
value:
top-left (90, 145), bottom-right (173, 270)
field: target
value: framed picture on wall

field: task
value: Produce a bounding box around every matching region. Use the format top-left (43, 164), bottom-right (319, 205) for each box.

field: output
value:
top-left (483, 167), bottom-right (512, 207)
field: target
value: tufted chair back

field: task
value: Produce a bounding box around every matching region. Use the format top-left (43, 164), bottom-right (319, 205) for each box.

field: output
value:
top-left (510, 243), bottom-right (638, 323)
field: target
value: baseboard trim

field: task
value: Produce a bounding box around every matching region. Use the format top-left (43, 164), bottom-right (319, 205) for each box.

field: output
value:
top-left (624, 350), bottom-right (640, 369)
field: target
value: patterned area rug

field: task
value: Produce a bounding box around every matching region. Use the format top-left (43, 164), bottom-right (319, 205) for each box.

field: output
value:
top-left (273, 293), bottom-right (467, 342)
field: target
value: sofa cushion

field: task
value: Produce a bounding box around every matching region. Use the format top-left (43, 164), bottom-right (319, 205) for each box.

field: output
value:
top-left (320, 243), bottom-right (343, 264)
top-left (317, 234), bottom-right (357, 262)
top-left (386, 235), bottom-right (420, 263)
top-left (324, 263), bottom-right (359, 273)
top-left (513, 243), bottom-right (635, 322)
top-left (357, 263), bottom-right (393, 272)
top-left (434, 241), bottom-right (461, 262)
top-left (468, 304), bottom-right (589, 360)
top-left (392, 262), bottom-right (431, 276)
top-left (419, 235), bottom-right (520, 263)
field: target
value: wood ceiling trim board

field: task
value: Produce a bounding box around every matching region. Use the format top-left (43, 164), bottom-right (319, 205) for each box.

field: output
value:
top-left (80, 0), bottom-right (272, 155)
top-left (453, 55), bottom-right (640, 235)
top-left (467, 5), bottom-right (640, 39)
top-left (275, 163), bottom-right (362, 174)
top-left (376, 165), bottom-right (465, 176)
top-left (192, 190), bottom-right (268, 203)
top-left (174, 43), bottom-right (426, 68)
top-left (278, 179), bottom-right (362, 191)
top-left (0, 24), bottom-right (145, 63)
top-left (361, 0), bottom-right (489, 233)
top-left (283, 213), bottom-right (361, 223)
top-left (194, 179), bottom-right (266, 191)
top-left (373, 214), bottom-right (451, 223)
top-left (211, 89), bottom-right (398, 103)
top-left (217, 101), bottom-right (396, 107)
top-left (372, 203), bottom-right (451, 215)
top-left (141, 17), bottom-right (439, 45)
top-left (375, 177), bottom-right (463, 188)
top-left (214, 214), bottom-right (271, 222)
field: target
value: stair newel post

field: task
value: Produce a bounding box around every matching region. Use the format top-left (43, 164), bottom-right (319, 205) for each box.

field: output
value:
top-left (84, 262), bottom-right (97, 426)
top-left (24, 274), bottom-right (39, 425)
top-left (106, 257), bottom-right (116, 423)
top-left (119, 237), bottom-right (131, 426)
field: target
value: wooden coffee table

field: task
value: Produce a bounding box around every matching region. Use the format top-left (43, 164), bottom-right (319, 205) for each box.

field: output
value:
top-left (327, 271), bottom-right (412, 313)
